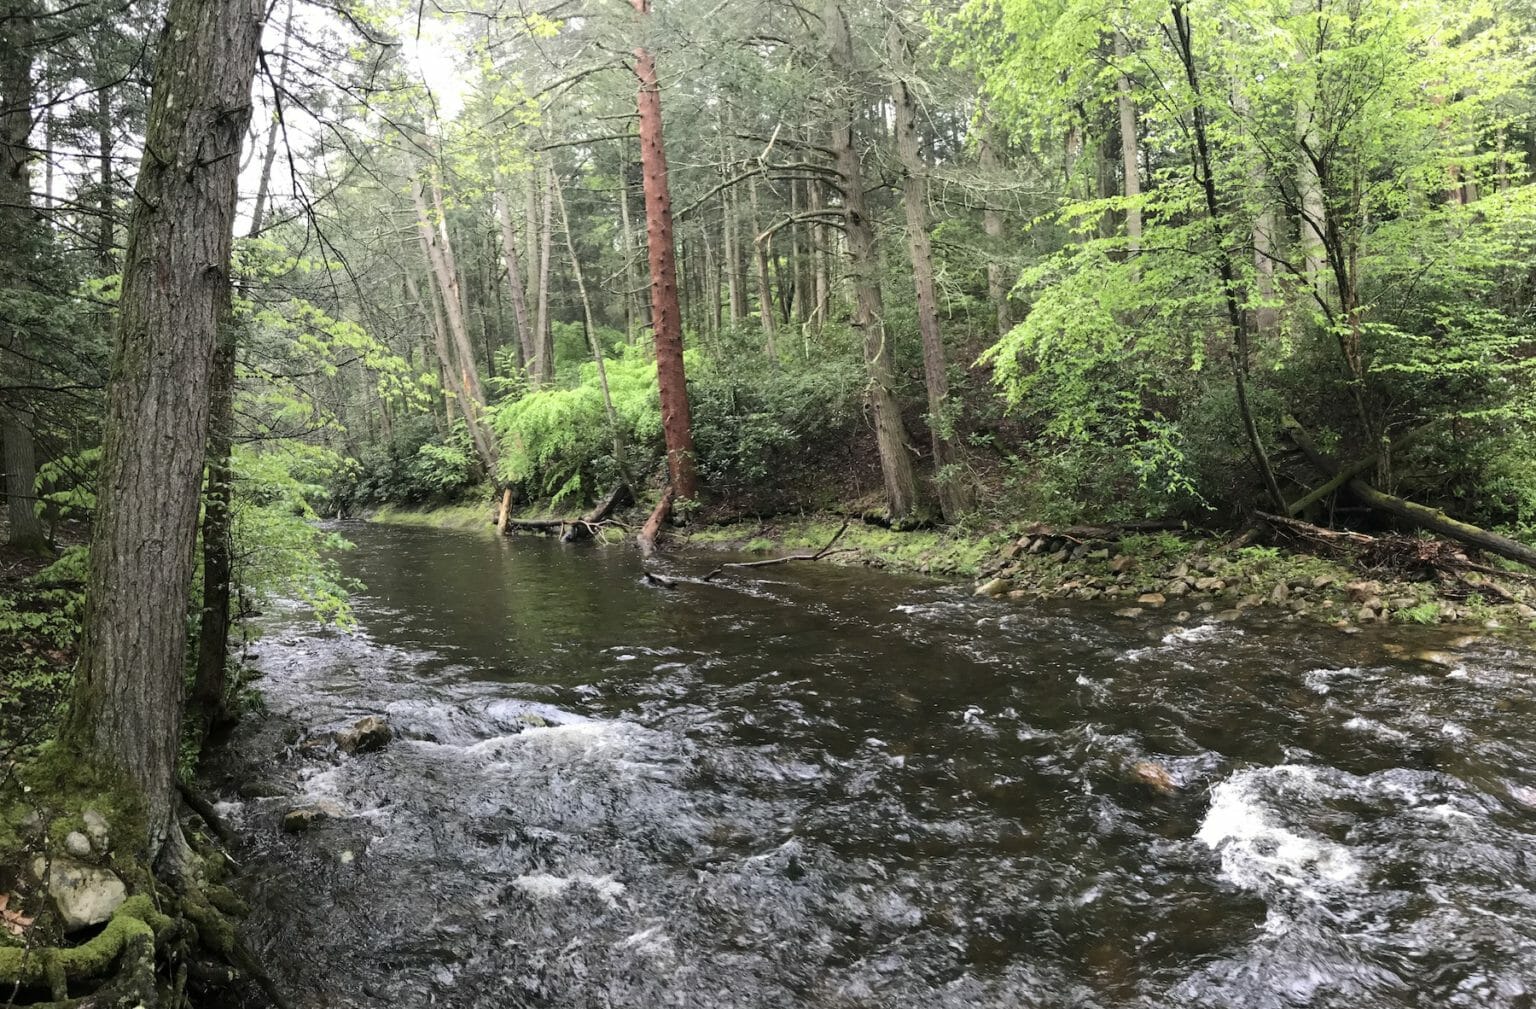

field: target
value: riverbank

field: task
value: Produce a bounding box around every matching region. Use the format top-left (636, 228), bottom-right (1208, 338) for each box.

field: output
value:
top-left (369, 499), bottom-right (1536, 634)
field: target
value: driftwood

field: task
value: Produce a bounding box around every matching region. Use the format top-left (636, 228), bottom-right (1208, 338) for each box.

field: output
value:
top-left (702, 522), bottom-right (853, 581)
top-left (1284, 418), bottom-right (1536, 570)
top-left (503, 481), bottom-right (632, 541)
top-left (637, 486), bottom-right (675, 557)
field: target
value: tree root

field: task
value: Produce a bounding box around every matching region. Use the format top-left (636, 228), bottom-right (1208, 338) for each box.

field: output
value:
top-left (0, 895), bottom-right (169, 1002)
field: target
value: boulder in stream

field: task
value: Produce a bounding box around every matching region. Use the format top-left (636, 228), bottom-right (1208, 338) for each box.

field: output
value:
top-left (336, 715), bottom-right (392, 754)
top-left (282, 801), bottom-right (344, 833)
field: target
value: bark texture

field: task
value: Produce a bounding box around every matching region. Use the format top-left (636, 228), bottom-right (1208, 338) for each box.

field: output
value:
top-left (826, 0), bottom-right (921, 520)
top-left (631, 0), bottom-right (699, 502)
top-left (0, 0), bottom-right (48, 554)
top-left (64, 0), bottom-right (266, 856)
top-left (889, 23), bottom-right (968, 521)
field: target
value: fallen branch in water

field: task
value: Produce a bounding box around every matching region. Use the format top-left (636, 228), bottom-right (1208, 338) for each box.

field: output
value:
top-left (702, 521), bottom-right (852, 582)
top-left (503, 482), bottom-right (632, 541)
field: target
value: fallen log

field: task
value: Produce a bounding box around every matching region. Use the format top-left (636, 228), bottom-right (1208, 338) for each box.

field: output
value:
top-left (1284, 418), bottom-right (1536, 570)
top-left (1285, 424), bottom-right (1430, 517)
top-left (702, 521), bottom-right (851, 581)
top-left (502, 481), bottom-right (632, 541)
top-left (638, 486), bottom-right (674, 557)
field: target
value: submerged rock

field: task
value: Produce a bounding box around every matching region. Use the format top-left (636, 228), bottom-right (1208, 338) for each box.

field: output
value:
top-left (974, 577), bottom-right (1010, 598)
top-left (336, 715), bottom-right (392, 754)
top-left (1130, 761), bottom-right (1177, 795)
top-left (1137, 592), bottom-right (1166, 607)
top-left (282, 801), bottom-right (344, 833)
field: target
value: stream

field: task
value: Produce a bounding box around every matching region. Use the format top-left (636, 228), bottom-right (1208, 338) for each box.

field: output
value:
top-left (210, 522), bottom-right (1536, 1008)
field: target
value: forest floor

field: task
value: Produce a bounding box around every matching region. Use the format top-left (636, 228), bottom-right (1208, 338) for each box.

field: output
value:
top-left (371, 500), bottom-right (1536, 635)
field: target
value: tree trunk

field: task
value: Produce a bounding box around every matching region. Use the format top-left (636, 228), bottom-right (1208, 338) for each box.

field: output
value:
top-left (630, 0), bottom-right (699, 502)
top-left (411, 176), bottom-right (498, 472)
top-left (247, 0), bottom-right (292, 234)
top-left (619, 142), bottom-right (641, 343)
top-left (888, 23), bottom-right (968, 521)
top-left (748, 176), bottom-right (778, 356)
top-left (496, 189), bottom-right (536, 369)
top-left (64, 0), bottom-right (265, 861)
top-left (978, 132), bottom-right (1012, 338)
top-left (1169, 1), bottom-right (1286, 513)
top-left (809, 171), bottom-right (831, 330)
top-left (826, 0), bottom-right (922, 520)
top-left (534, 168), bottom-right (556, 384)
top-left (553, 171), bottom-right (632, 490)
top-left (0, 2), bottom-right (47, 554)
top-left (1113, 32), bottom-right (1142, 254)
top-left (193, 0), bottom-right (296, 737)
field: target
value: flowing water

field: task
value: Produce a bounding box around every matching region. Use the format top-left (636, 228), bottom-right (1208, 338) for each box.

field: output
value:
top-left (212, 523), bottom-right (1536, 1009)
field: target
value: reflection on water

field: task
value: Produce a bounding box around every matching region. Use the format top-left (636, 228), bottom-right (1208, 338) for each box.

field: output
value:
top-left (211, 523), bottom-right (1536, 1008)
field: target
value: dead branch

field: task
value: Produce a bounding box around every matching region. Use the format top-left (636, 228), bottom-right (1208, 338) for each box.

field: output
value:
top-left (701, 522), bottom-right (851, 581)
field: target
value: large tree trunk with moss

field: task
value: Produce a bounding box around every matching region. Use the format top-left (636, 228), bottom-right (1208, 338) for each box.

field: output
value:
top-left (631, 0), bottom-right (699, 504)
top-left (826, 0), bottom-right (922, 521)
top-left (888, 22), bottom-right (969, 522)
top-left (64, 0), bottom-right (265, 860)
top-left (0, 0), bottom-right (48, 555)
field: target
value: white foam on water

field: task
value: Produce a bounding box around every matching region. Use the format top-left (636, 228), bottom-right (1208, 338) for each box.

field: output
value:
top-left (1303, 666), bottom-right (1366, 695)
top-left (511, 872), bottom-right (628, 907)
top-left (1125, 621), bottom-right (1240, 661)
top-left (1197, 766), bottom-right (1362, 897)
top-left (1343, 715), bottom-right (1408, 743)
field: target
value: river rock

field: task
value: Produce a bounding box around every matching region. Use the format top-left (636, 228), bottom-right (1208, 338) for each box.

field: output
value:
top-left (1388, 596), bottom-right (1418, 612)
top-left (975, 578), bottom-right (1009, 598)
top-left (63, 831), bottom-right (92, 858)
top-left (1113, 607), bottom-right (1144, 619)
top-left (1347, 580), bottom-right (1384, 602)
top-left (283, 801), bottom-right (344, 833)
top-left (1167, 562), bottom-right (1189, 580)
top-left (81, 809), bottom-right (110, 852)
top-left (336, 715), bottom-right (392, 754)
top-left (1110, 554), bottom-right (1135, 574)
top-left (1196, 601), bottom-right (1216, 613)
top-left (1195, 577), bottom-right (1225, 592)
top-left (1515, 603), bottom-right (1536, 620)
top-left (1269, 583), bottom-right (1290, 603)
top-left (1414, 650), bottom-right (1458, 668)
top-left (32, 856), bottom-right (127, 932)
top-left (1049, 548), bottom-right (1071, 564)
top-left (1130, 761), bottom-right (1177, 795)
top-left (1357, 604), bottom-right (1380, 623)
top-left (1164, 580), bottom-right (1190, 598)
top-left (1136, 592), bottom-right (1166, 607)
top-left (238, 779), bottom-right (292, 800)
top-left (1312, 574), bottom-right (1338, 590)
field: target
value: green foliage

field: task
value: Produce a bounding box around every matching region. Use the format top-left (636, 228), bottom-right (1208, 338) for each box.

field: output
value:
top-left (493, 346), bottom-right (664, 505)
top-left (690, 339), bottom-right (867, 507)
top-left (228, 443), bottom-right (358, 628)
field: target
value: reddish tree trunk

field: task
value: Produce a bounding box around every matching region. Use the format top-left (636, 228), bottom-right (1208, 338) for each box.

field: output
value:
top-left (631, 0), bottom-right (698, 502)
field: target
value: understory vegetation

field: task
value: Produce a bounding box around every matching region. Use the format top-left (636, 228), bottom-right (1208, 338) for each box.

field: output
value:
top-left (3, 0), bottom-right (1536, 1003)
